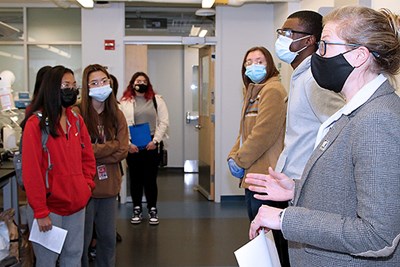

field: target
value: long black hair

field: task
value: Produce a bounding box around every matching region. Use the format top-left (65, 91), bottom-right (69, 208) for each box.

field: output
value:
top-left (21, 65), bottom-right (73, 137)
top-left (32, 65), bottom-right (51, 101)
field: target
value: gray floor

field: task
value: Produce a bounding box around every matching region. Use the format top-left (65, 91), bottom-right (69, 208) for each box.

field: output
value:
top-left (115, 168), bottom-right (249, 267)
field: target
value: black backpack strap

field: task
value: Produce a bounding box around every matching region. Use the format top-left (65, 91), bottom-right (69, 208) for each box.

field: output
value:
top-left (152, 96), bottom-right (158, 113)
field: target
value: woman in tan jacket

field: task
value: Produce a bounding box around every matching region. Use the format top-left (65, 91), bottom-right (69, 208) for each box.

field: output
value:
top-left (227, 46), bottom-right (288, 265)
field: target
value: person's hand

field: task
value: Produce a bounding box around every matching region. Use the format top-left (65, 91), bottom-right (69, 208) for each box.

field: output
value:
top-left (37, 216), bottom-right (52, 232)
top-left (245, 167), bottom-right (295, 201)
top-left (129, 144), bottom-right (139, 153)
top-left (249, 205), bottom-right (282, 240)
top-left (146, 140), bottom-right (157, 151)
top-left (228, 158), bottom-right (245, 178)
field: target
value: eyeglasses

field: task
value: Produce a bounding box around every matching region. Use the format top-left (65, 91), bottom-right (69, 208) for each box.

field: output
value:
top-left (135, 80), bottom-right (147, 85)
top-left (88, 78), bottom-right (110, 88)
top-left (276, 29), bottom-right (312, 38)
top-left (244, 60), bottom-right (266, 67)
top-left (61, 83), bottom-right (78, 90)
top-left (317, 40), bottom-right (362, 56)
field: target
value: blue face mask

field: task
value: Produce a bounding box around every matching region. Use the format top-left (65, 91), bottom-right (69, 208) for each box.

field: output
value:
top-left (245, 64), bottom-right (267, 84)
top-left (89, 84), bottom-right (112, 102)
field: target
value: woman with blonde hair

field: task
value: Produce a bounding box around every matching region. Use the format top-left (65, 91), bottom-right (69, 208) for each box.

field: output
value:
top-left (247, 6), bottom-right (400, 266)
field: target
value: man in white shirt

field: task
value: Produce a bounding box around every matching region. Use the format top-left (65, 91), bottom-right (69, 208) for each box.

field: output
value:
top-left (274, 11), bottom-right (345, 180)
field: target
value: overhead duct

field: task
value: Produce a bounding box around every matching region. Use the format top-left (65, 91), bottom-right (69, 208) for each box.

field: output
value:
top-left (214, 0), bottom-right (299, 6)
top-left (51, 0), bottom-right (72, 8)
top-left (0, 21), bottom-right (21, 38)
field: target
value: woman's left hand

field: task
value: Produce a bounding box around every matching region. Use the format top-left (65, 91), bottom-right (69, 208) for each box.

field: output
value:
top-left (246, 167), bottom-right (295, 202)
top-left (146, 141), bottom-right (157, 150)
top-left (249, 205), bottom-right (283, 240)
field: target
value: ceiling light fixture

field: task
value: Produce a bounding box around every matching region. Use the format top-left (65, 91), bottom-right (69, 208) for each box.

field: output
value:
top-left (198, 29), bottom-right (208, 37)
top-left (190, 25), bottom-right (201, 37)
top-left (202, 0), bottom-right (215, 8)
top-left (76, 0), bottom-right (94, 8)
top-left (195, 8), bottom-right (216, 17)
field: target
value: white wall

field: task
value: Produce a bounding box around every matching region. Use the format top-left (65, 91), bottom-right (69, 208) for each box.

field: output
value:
top-left (371, 0), bottom-right (400, 11)
top-left (81, 2), bottom-right (125, 99)
top-left (215, 3), bottom-right (276, 201)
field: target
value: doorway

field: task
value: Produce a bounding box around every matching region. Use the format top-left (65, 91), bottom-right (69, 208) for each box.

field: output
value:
top-left (121, 44), bottom-right (209, 203)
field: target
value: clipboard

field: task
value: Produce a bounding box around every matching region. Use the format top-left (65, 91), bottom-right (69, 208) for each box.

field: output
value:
top-left (129, 123), bottom-right (151, 149)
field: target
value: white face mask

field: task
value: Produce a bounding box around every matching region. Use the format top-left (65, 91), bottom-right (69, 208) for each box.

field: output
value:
top-left (275, 35), bottom-right (310, 64)
top-left (89, 84), bottom-right (112, 102)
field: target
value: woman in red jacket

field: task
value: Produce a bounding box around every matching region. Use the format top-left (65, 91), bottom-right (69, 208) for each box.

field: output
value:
top-left (21, 65), bottom-right (96, 267)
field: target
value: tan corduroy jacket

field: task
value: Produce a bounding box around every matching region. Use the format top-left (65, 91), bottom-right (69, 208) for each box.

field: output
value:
top-left (228, 76), bottom-right (287, 188)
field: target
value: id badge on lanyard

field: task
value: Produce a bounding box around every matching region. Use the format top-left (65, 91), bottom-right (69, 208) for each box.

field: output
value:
top-left (97, 165), bottom-right (108, 180)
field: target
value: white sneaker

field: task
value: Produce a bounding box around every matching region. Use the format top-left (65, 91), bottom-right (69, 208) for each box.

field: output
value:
top-left (148, 207), bottom-right (159, 225)
top-left (131, 206), bottom-right (142, 224)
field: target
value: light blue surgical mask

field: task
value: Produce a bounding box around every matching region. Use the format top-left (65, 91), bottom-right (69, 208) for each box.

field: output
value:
top-left (275, 35), bottom-right (310, 64)
top-left (89, 84), bottom-right (112, 102)
top-left (245, 64), bottom-right (267, 84)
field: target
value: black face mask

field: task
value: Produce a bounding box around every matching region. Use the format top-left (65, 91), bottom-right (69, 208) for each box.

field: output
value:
top-left (134, 84), bottom-right (148, 93)
top-left (60, 88), bottom-right (78, 108)
top-left (311, 52), bottom-right (355, 93)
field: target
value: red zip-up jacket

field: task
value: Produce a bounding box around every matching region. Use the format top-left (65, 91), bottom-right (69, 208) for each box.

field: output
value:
top-left (22, 107), bottom-right (96, 218)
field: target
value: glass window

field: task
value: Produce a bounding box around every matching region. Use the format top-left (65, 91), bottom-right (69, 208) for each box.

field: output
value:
top-left (125, 5), bottom-right (215, 37)
top-left (28, 45), bottom-right (82, 93)
top-left (27, 8), bottom-right (81, 42)
top-left (0, 45), bottom-right (24, 92)
top-left (0, 8), bottom-right (23, 41)
top-left (0, 7), bottom-right (82, 103)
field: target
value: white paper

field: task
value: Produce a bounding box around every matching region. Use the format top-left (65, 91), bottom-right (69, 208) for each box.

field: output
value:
top-left (29, 219), bottom-right (68, 254)
top-left (234, 229), bottom-right (282, 267)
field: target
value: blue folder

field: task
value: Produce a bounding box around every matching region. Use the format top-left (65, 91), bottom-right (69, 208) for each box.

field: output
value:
top-left (129, 123), bottom-right (151, 150)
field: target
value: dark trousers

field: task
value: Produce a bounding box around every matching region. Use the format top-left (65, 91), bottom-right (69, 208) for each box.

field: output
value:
top-left (126, 148), bottom-right (159, 210)
top-left (245, 189), bottom-right (291, 267)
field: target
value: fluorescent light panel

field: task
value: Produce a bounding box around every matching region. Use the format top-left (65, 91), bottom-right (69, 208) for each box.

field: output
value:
top-left (202, 0), bottom-right (215, 8)
top-left (198, 29), bottom-right (208, 37)
top-left (190, 25), bottom-right (201, 37)
top-left (76, 0), bottom-right (94, 8)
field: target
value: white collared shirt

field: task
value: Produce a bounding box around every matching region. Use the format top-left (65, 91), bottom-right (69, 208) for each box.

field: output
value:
top-left (314, 74), bottom-right (387, 149)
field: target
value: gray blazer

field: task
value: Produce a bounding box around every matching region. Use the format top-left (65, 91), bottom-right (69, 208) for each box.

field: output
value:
top-left (282, 80), bottom-right (400, 266)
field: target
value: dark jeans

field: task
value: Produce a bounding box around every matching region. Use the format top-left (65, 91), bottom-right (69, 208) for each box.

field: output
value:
top-left (126, 148), bottom-right (159, 210)
top-left (245, 188), bottom-right (291, 267)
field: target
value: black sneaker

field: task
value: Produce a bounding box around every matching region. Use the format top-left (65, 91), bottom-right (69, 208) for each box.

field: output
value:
top-left (88, 246), bottom-right (96, 262)
top-left (148, 207), bottom-right (159, 225)
top-left (131, 206), bottom-right (142, 224)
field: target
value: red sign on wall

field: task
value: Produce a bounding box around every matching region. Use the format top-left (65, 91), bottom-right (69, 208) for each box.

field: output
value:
top-left (104, 40), bottom-right (115, 50)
